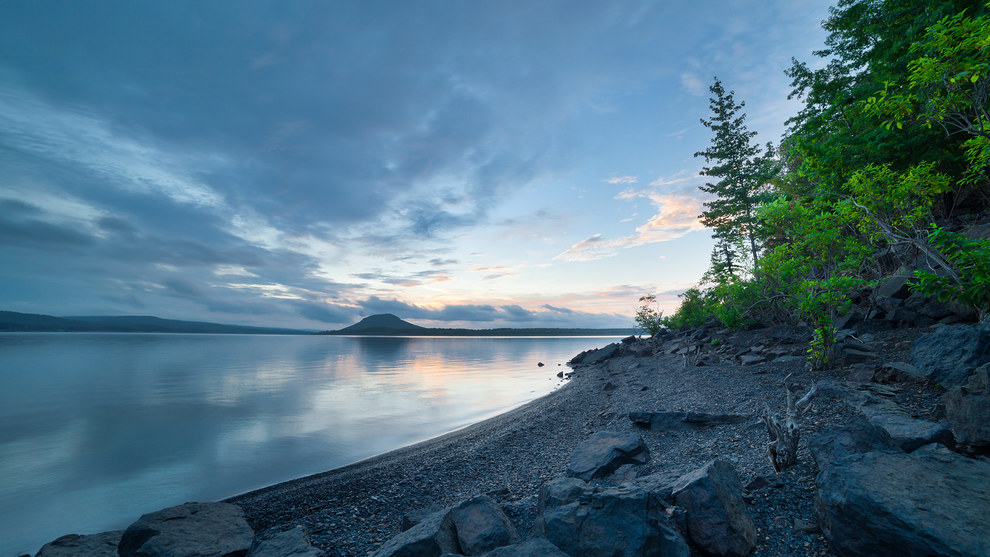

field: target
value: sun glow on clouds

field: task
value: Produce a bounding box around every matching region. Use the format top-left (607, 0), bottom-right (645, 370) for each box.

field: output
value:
top-left (555, 179), bottom-right (708, 262)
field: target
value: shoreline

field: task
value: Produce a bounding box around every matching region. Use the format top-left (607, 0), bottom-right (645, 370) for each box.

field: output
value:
top-left (225, 336), bottom-right (861, 556)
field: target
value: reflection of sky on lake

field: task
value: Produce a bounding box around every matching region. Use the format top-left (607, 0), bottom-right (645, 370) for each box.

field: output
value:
top-left (0, 333), bottom-right (614, 556)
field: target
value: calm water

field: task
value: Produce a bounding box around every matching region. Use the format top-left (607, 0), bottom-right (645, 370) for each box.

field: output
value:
top-left (0, 333), bottom-right (615, 556)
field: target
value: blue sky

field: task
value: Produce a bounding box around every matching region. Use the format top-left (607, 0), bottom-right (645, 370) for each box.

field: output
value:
top-left (0, 1), bottom-right (831, 329)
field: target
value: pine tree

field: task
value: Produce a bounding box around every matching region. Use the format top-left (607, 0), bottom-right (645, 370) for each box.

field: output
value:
top-left (694, 77), bottom-right (777, 268)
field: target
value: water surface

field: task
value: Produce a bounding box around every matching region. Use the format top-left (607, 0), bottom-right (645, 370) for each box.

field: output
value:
top-left (0, 333), bottom-right (614, 556)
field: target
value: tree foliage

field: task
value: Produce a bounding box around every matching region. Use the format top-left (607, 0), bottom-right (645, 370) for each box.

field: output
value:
top-left (695, 77), bottom-right (778, 268)
top-left (659, 0), bottom-right (990, 368)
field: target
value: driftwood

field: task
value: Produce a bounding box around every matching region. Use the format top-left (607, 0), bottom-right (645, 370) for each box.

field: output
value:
top-left (763, 374), bottom-right (820, 473)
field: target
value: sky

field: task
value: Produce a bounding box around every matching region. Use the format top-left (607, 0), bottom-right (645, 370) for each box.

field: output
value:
top-left (0, 0), bottom-right (832, 330)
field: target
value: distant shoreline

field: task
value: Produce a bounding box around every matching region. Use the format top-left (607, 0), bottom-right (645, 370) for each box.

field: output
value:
top-left (318, 328), bottom-right (637, 337)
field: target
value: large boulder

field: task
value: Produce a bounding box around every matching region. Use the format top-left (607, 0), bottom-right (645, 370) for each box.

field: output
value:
top-left (910, 323), bottom-right (990, 388)
top-left (248, 526), bottom-right (324, 557)
top-left (536, 476), bottom-right (689, 557)
top-left (816, 445), bottom-right (990, 557)
top-left (118, 502), bottom-right (254, 557)
top-left (372, 496), bottom-right (518, 557)
top-left (671, 460), bottom-right (756, 557)
top-left (35, 531), bottom-right (122, 557)
top-left (866, 412), bottom-right (953, 452)
top-left (567, 431), bottom-right (650, 481)
top-left (808, 416), bottom-right (898, 470)
top-left (944, 364), bottom-right (990, 453)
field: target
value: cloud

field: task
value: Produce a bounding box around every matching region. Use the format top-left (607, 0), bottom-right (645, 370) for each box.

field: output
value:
top-left (606, 176), bottom-right (638, 184)
top-left (554, 189), bottom-right (707, 261)
top-left (681, 73), bottom-right (707, 96)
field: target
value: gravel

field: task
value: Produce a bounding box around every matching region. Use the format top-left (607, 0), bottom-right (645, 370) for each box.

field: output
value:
top-left (228, 328), bottom-right (942, 556)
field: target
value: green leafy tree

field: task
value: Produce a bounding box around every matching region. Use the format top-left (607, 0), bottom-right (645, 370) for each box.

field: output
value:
top-left (863, 3), bottom-right (990, 188)
top-left (634, 294), bottom-right (665, 336)
top-left (695, 77), bottom-right (778, 269)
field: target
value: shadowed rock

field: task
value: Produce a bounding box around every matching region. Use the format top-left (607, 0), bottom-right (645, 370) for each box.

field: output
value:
top-left (671, 460), bottom-right (756, 557)
top-left (911, 323), bottom-right (990, 388)
top-left (816, 445), bottom-right (990, 557)
top-left (536, 476), bottom-right (689, 557)
top-left (945, 364), bottom-right (990, 453)
top-left (567, 431), bottom-right (650, 481)
top-left (372, 495), bottom-right (518, 557)
top-left (249, 526), bottom-right (324, 556)
top-left (35, 531), bottom-right (122, 557)
top-left (475, 537), bottom-right (568, 556)
top-left (628, 411), bottom-right (749, 431)
top-left (118, 502), bottom-right (254, 557)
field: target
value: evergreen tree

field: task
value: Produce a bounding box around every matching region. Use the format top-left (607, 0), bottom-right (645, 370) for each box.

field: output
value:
top-left (694, 77), bottom-right (777, 268)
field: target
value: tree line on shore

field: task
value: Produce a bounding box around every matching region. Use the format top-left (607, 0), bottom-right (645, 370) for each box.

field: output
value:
top-left (638, 0), bottom-right (990, 369)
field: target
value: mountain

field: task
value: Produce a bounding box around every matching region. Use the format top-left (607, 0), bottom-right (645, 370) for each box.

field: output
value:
top-left (336, 314), bottom-right (425, 334)
top-left (0, 311), bottom-right (312, 334)
top-left (326, 313), bottom-right (636, 336)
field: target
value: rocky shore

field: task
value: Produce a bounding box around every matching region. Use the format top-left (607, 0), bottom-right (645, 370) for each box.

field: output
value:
top-left (30, 308), bottom-right (990, 556)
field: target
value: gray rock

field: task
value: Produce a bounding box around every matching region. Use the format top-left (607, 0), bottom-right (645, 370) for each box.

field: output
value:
top-left (475, 538), bottom-right (567, 557)
top-left (371, 506), bottom-right (459, 557)
top-left (945, 364), bottom-right (990, 452)
top-left (249, 526), bottom-right (323, 557)
top-left (536, 476), bottom-right (689, 557)
top-left (671, 460), bottom-right (756, 557)
top-left (570, 343), bottom-right (621, 365)
top-left (816, 445), bottom-right (990, 556)
top-left (808, 416), bottom-right (897, 469)
top-left (628, 411), bottom-right (748, 430)
top-left (867, 412), bottom-right (953, 452)
top-left (448, 496), bottom-right (520, 555)
top-left (35, 531), bottom-right (122, 557)
top-left (567, 431), bottom-right (650, 481)
top-left (876, 275), bottom-right (913, 299)
top-left (118, 502), bottom-right (254, 557)
top-left (373, 496), bottom-right (518, 557)
top-left (911, 323), bottom-right (990, 388)
top-left (874, 361), bottom-right (925, 384)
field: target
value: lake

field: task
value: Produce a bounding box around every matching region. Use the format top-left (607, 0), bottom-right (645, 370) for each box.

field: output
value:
top-left (0, 333), bottom-right (616, 556)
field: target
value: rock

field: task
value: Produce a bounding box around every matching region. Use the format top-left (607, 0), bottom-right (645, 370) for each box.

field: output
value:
top-left (447, 496), bottom-right (520, 556)
top-left (475, 537), bottom-right (568, 557)
top-left (372, 505), bottom-right (458, 557)
top-left (738, 354), bottom-right (767, 366)
top-left (36, 531), bottom-right (123, 557)
top-left (401, 505), bottom-right (445, 532)
top-left (876, 275), bottom-right (913, 299)
top-left (838, 348), bottom-right (875, 365)
top-left (911, 323), bottom-right (990, 388)
top-left (374, 496), bottom-right (518, 557)
top-left (536, 476), bottom-right (689, 557)
top-left (671, 459), bottom-right (756, 557)
top-left (816, 445), bottom-right (990, 557)
top-left (833, 310), bottom-right (864, 331)
top-left (808, 416), bottom-right (897, 469)
top-left (621, 335), bottom-right (637, 344)
top-left (874, 361), bottom-right (925, 384)
top-left (867, 412), bottom-right (953, 452)
top-left (537, 362), bottom-right (544, 367)
top-left (743, 474), bottom-right (783, 492)
top-left (628, 411), bottom-right (749, 430)
top-left (846, 364), bottom-right (877, 383)
top-left (249, 526), bottom-right (324, 557)
top-left (118, 502), bottom-right (254, 557)
top-left (944, 364), bottom-right (990, 453)
top-left (566, 431), bottom-right (650, 481)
